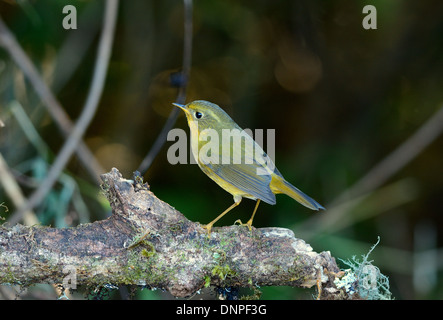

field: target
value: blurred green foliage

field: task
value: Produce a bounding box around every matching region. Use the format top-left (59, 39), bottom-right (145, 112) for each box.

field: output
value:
top-left (1, 0), bottom-right (443, 299)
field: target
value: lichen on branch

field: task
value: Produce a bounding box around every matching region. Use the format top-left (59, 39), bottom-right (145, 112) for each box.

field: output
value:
top-left (0, 168), bottom-right (351, 299)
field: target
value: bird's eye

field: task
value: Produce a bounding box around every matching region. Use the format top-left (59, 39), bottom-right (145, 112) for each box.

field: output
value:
top-left (195, 111), bottom-right (203, 119)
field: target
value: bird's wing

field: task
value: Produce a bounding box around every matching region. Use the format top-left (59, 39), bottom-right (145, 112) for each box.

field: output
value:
top-left (209, 162), bottom-right (277, 205)
top-left (199, 127), bottom-right (277, 204)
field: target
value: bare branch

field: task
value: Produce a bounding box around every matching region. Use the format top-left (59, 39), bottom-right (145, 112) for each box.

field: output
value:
top-left (137, 0), bottom-right (194, 174)
top-left (297, 104), bottom-right (443, 235)
top-left (332, 104), bottom-right (443, 206)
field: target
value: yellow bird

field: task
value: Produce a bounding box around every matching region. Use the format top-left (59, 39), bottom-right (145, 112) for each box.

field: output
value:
top-left (173, 100), bottom-right (324, 234)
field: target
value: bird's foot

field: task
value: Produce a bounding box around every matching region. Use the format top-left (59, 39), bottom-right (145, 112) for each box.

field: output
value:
top-left (234, 219), bottom-right (253, 231)
top-left (201, 223), bottom-right (214, 237)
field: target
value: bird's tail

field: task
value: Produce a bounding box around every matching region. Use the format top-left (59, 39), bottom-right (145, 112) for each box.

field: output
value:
top-left (270, 175), bottom-right (325, 211)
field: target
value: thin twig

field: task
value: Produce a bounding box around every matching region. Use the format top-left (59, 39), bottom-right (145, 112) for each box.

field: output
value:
top-left (137, 0), bottom-right (193, 174)
top-left (297, 104), bottom-right (443, 234)
top-left (0, 13), bottom-right (104, 183)
top-left (51, 2), bottom-right (101, 94)
top-left (7, 0), bottom-right (119, 225)
top-left (330, 104), bottom-right (443, 207)
top-left (0, 153), bottom-right (38, 226)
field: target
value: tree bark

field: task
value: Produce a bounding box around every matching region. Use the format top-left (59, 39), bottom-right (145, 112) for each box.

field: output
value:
top-left (0, 168), bottom-right (351, 299)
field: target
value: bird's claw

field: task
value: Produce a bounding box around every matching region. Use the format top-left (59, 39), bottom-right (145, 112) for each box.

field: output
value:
top-left (202, 223), bottom-right (213, 237)
top-left (234, 219), bottom-right (253, 231)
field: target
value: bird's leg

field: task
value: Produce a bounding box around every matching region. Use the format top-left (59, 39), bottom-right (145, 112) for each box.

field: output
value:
top-left (203, 198), bottom-right (242, 235)
top-left (235, 199), bottom-right (261, 231)
top-left (247, 199), bottom-right (261, 228)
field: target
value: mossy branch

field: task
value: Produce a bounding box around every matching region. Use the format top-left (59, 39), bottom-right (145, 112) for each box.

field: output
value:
top-left (0, 168), bottom-right (353, 299)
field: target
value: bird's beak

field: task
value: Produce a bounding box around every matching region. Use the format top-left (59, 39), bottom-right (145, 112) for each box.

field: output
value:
top-left (172, 102), bottom-right (186, 111)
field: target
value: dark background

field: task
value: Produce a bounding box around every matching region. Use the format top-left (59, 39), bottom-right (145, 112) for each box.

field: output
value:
top-left (1, 0), bottom-right (443, 299)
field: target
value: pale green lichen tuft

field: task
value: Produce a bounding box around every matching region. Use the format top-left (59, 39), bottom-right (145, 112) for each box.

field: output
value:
top-left (338, 237), bottom-right (393, 300)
